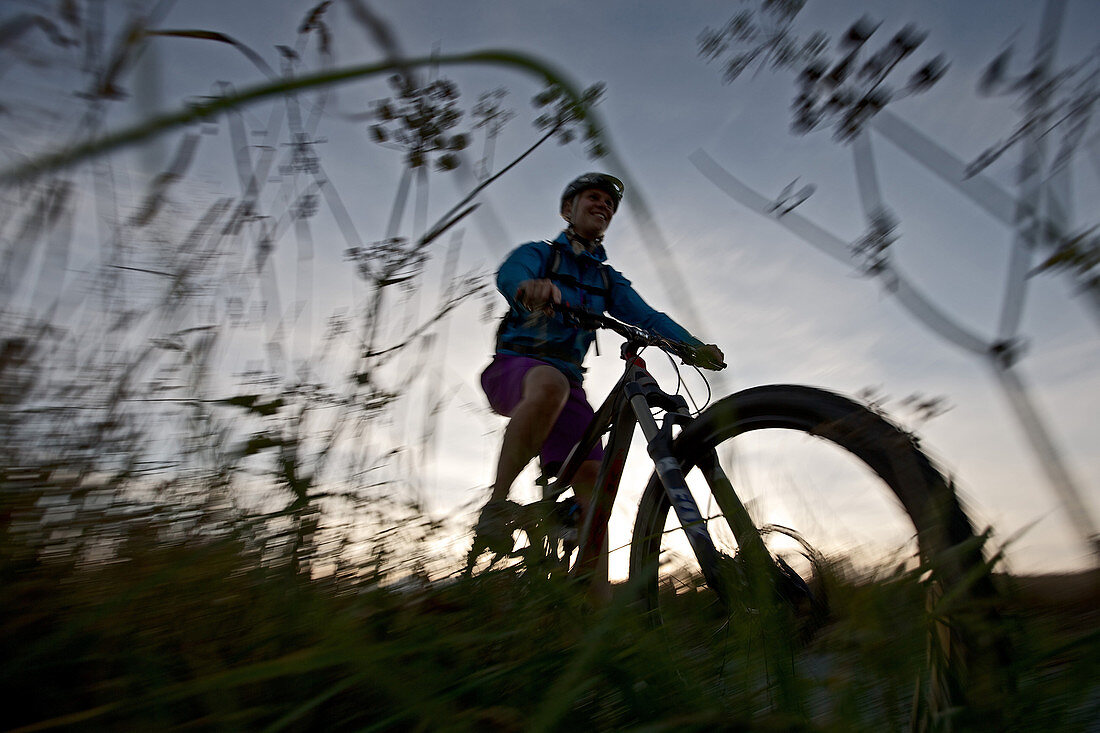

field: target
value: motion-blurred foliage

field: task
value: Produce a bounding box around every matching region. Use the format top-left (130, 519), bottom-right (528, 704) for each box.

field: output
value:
top-left (4, 497), bottom-right (1098, 730)
top-left (0, 0), bottom-right (604, 577)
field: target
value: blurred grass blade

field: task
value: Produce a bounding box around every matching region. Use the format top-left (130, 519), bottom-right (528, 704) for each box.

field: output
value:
top-left (263, 672), bottom-right (366, 732)
top-left (144, 29), bottom-right (277, 78)
top-left (0, 50), bottom-right (606, 185)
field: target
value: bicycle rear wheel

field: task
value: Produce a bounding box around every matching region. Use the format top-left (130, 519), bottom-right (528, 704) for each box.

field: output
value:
top-left (629, 384), bottom-right (1007, 728)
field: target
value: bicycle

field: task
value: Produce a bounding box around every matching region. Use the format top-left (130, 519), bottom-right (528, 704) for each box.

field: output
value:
top-left (468, 304), bottom-right (1008, 726)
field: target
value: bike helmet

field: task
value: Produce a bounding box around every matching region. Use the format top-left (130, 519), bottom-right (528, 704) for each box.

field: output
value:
top-left (561, 172), bottom-right (625, 212)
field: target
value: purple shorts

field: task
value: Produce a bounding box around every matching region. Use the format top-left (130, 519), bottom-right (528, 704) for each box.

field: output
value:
top-left (480, 354), bottom-right (604, 469)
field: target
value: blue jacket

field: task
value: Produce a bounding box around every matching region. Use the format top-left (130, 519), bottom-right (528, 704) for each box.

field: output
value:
top-left (495, 231), bottom-right (702, 383)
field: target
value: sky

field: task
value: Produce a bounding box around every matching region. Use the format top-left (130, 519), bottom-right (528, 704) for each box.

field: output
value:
top-left (2, 0), bottom-right (1098, 575)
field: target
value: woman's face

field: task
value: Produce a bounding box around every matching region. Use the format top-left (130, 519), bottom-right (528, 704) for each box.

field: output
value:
top-left (562, 188), bottom-right (615, 240)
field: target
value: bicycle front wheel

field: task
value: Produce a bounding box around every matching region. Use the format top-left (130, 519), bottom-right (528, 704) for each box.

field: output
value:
top-left (629, 384), bottom-right (1006, 727)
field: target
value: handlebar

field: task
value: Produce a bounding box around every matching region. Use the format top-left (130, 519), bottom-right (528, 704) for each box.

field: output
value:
top-left (552, 304), bottom-right (726, 370)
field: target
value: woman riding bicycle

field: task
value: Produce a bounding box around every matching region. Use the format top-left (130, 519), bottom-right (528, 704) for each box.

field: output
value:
top-left (474, 172), bottom-right (724, 585)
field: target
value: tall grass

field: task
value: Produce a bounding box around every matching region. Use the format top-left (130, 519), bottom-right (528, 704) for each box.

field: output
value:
top-left (0, 0), bottom-right (600, 581)
top-left (4, 491), bottom-right (1098, 731)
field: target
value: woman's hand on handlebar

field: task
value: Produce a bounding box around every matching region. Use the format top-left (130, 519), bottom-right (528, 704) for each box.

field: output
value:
top-left (692, 343), bottom-right (726, 371)
top-left (515, 279), bottom-right (561, 316)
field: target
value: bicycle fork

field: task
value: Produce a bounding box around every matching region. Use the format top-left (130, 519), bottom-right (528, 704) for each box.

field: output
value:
top-left (626, 385), bottom-right (732, 603)
top-left (624, 370), bottom-right (775, 607)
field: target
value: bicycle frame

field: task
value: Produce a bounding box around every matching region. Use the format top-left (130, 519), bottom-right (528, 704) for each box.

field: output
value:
top-left (538, 344), bottom-right (750, 600)
top-left (507, 310), bottom-right (1007, 725)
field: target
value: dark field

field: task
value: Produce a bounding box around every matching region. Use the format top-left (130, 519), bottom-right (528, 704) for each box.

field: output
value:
top-left (4, 506), bottom-right (1097, 732)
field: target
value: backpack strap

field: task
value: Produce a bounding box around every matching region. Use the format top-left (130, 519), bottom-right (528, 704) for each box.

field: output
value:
top-left (545, 239), bottom-right (611, 299)
top-left (494, 239), bottom-right (612, 358)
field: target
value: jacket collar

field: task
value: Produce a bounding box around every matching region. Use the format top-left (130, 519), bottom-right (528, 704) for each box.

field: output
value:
top-left (554, 230), bottom-right (608, 263)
